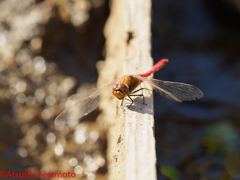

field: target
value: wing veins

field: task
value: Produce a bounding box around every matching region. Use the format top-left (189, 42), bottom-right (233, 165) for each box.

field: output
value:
top-left (55, 78), bottom-right (120, 125)
top-left (133, 75), bottom-right (203, 102)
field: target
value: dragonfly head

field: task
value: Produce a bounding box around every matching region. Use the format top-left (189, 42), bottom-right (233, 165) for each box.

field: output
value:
top-left (112, 84), bottom-right (129, 100)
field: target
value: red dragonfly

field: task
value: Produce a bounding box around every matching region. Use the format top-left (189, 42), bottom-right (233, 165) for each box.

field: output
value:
top-left (55, 59), bottom-right (203, 125)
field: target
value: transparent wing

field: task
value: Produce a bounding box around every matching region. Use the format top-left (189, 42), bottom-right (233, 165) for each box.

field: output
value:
top-left (133, 75), bottom-right (203, 102)
top-left (55, 78), bottom-right (120, 126)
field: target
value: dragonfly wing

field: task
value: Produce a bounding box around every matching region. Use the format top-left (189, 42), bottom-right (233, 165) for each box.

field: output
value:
top-left (64, 88), bottom-right (98, 109)
top-left (55, 78), bottom-right (120, 126)
top-left (133, 75), bottom-right (203, 102)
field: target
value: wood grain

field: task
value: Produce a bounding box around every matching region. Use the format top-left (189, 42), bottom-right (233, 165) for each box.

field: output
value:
top-left (97, 0), bottom-right (156, 179)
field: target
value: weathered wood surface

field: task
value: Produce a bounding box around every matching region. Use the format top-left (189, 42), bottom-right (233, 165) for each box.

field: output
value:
top-left (97, 0), bottom-right (156, 179)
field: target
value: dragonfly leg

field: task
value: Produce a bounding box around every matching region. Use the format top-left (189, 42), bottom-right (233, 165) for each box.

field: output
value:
top-left (120, 99), bottom-right (125, 112)
top-left (125, 98), bottom-right (132, 102)
top-left (131, 88), bottom-right (150, 105)
top-left (131, 88), bottom-right (150, 94)
top-left (127, 95), bottom-right (134, 109)
top-left (129, 94), bottom-right (147, 105)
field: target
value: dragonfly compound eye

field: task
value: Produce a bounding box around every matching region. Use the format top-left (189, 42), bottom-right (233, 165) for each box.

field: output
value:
top-left (113, 84), bottom-right (119, 91)
top-left (118, 84), bottom-right (129, 93)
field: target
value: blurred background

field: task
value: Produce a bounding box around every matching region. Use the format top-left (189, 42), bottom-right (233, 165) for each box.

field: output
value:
top-left (0, 0), bottom-right (240, 180)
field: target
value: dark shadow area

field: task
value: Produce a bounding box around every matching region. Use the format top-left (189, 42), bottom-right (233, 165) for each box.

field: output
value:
top-left (152, 0), bottom-right (240, 179)
top-left (41, 3), bottom-right (109, 85)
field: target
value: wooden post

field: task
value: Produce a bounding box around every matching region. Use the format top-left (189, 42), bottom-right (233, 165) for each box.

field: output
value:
top-left (97, 0), bottom-right (156, 179)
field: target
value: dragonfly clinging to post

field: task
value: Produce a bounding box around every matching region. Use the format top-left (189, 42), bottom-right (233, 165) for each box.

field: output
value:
top-left (55, 59), bottom-right (203, 126)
